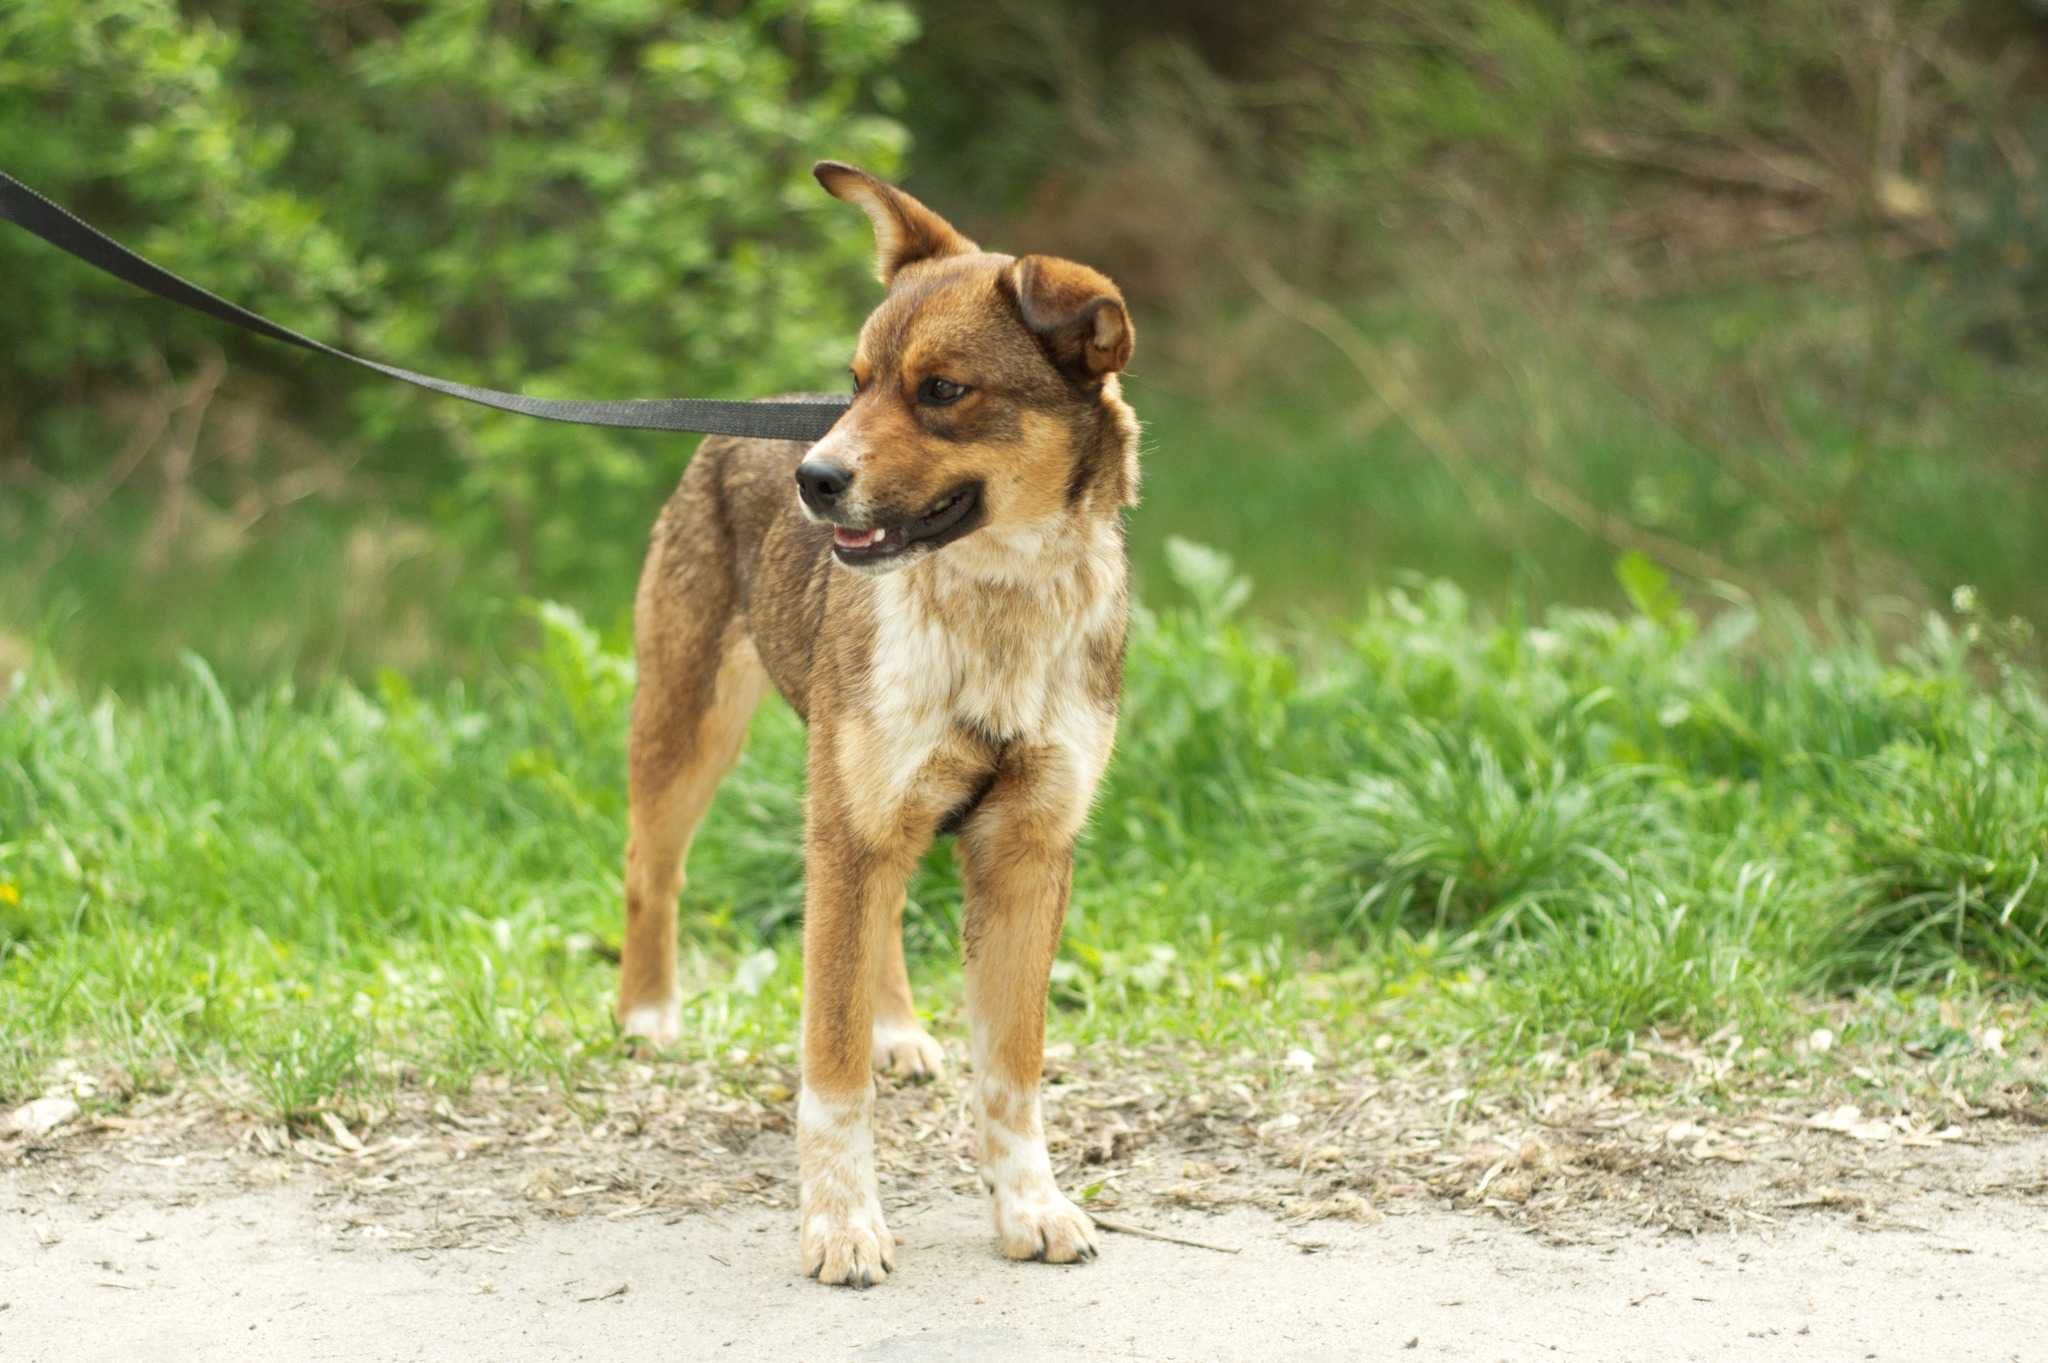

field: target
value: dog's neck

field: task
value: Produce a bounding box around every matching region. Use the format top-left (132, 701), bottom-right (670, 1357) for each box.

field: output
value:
top-left (865, 525), bottom-right (1123, 746)
top-left (868, 518), bottom-right (1126, 747)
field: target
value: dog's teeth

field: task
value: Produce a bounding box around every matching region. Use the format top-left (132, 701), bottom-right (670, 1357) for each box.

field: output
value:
top-left (834, 525), bottom-right (889, 551)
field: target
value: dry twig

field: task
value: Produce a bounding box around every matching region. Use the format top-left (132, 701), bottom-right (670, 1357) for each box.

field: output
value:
top-left (1092, 1216), bottom-right (1241, 1255)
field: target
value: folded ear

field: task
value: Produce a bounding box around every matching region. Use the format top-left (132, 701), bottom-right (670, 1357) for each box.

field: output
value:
top-left (1007, 255), bottom-right (1135, 384)
top-left (813, 161), bottom-right (977, 285)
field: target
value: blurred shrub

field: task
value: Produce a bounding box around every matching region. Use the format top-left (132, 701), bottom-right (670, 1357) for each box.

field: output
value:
top-left (1943, 107), bottom-right (2048, 352)
top-left (900, 0), bottom-right (2041, 308)
top-left (0, 0), bottom-right (916, 590)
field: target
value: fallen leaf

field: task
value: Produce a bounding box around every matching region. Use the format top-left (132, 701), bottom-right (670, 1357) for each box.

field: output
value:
top-left (321, 1112), bottom-right (365, 1153)
top-left (1803, 1105), bottom-right (1892, 1142)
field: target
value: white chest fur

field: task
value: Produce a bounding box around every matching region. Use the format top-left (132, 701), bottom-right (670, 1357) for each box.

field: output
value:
top-left (850, 519), bottom-right (1123, 821)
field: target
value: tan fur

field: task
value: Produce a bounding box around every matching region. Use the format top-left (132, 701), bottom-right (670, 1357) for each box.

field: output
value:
top-left (614, 163), bottom-right (1138, 1286)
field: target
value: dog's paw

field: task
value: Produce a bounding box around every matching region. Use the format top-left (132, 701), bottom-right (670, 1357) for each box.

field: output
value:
top-left (617, 998), bottom-right (681, 1054)
top-left (870, 1022), bottom-right (945, 1082)
top-left (801, 1209), bottom-right (897, 1288)
top-left (993, 1189), bottom-right (1099, 1265)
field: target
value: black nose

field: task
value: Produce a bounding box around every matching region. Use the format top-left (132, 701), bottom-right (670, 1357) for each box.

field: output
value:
top-left (795, 460), bottom-right (852, 511)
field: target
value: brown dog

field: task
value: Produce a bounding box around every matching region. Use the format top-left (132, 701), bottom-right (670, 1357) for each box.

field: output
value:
top-left (613, 162), bottom-right (1138, 1286)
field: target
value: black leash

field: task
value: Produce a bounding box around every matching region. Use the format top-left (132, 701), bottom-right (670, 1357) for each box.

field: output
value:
top-left (0, 171), bottom-right (848, 443)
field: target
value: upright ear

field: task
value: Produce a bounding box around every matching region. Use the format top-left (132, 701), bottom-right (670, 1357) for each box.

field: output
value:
top-left (813, 161), bottom-right (977, 285)
top-left (1007, 255), bottom-right (1135, 385)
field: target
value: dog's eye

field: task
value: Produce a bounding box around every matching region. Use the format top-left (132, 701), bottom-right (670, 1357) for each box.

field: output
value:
top-left (849, 369), bottom-right (864, 395)
top-left (917, 376), bottom-right (968, 406)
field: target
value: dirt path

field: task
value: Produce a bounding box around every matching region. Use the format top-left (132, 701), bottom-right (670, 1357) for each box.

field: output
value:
top-left (6, 1165), bottom-right (2046, 1363)
top-left (5, 1040), bottom-right (2045, 1360)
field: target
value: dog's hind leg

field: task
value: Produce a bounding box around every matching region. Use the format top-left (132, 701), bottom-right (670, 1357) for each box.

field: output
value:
top-left (616, 493), bottom-right (766, 1048)
top-left (617, 628), bottom-right (764, 1047)
top-left (868, 892), bottom-right (945, 1081)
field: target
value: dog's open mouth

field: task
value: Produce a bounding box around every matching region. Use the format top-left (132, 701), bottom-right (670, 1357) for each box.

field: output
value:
top-left (830, 482), bottom-right (983, 565)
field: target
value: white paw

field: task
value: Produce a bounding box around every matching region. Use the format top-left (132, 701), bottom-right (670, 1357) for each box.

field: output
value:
top-left (801, 1204), bottom-right (896, 1288)
top-left (870, 1022), bottom-right (945, 1081)
top-left (798, 1084), bottom-right (893, 1287)
top-left (992, 1188), bottom-right (1099, 1264)
top-left (618, 998), bottom-right (681, 1051)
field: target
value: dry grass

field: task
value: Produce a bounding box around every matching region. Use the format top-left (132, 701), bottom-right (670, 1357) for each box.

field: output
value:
top-left (8, 1029), bottom-right (2043, 1257)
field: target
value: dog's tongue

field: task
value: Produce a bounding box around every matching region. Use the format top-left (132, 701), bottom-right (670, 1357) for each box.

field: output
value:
top-left (834, 526), bottom-right (885, 550)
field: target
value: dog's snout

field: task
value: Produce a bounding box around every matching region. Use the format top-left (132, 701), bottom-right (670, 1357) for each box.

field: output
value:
top-left (795, 460), bottom-right (853, 512)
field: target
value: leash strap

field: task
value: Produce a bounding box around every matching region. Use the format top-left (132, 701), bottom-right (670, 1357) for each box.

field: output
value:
top-left (0, 171), bottom-right (849, 442)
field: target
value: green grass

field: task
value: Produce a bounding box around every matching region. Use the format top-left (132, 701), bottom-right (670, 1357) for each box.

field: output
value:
top-left (4, 545), bottom-right (2043, 1114)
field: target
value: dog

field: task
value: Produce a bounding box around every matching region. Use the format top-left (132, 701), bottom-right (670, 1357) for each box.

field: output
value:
top-left (613, 162), bottom-right (1139, 1286)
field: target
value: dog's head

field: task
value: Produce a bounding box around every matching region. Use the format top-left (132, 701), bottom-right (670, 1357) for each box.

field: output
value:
top-left (795, 162), bottom-right (1138, 575)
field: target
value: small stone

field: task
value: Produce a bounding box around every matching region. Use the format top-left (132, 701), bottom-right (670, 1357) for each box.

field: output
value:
top-left (6, 1097), bottom-right (80, 1138)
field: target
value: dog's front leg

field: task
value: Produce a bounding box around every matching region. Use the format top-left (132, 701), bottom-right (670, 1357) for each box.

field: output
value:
top-left (797, 784), bottom-right (911, 1287)
top-left (958, 819), bottom-right (1100, 1264)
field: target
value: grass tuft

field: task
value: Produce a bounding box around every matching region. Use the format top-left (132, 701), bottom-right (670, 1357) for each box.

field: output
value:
top-left (2, 545), bottom-right (2044, 1104)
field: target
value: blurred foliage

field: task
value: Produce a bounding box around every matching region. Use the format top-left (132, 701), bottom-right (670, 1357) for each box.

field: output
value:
top-left (895, 0), bottom-right (2048, 637)
top-left (1944, 107), bottom-right (2048, 351)
top-left (2, 0), bottom-right (2046, 687)
top-left (899, 0), bottom-right (2042, 296)
top-left (0, 0), bottom-right (916, 589)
